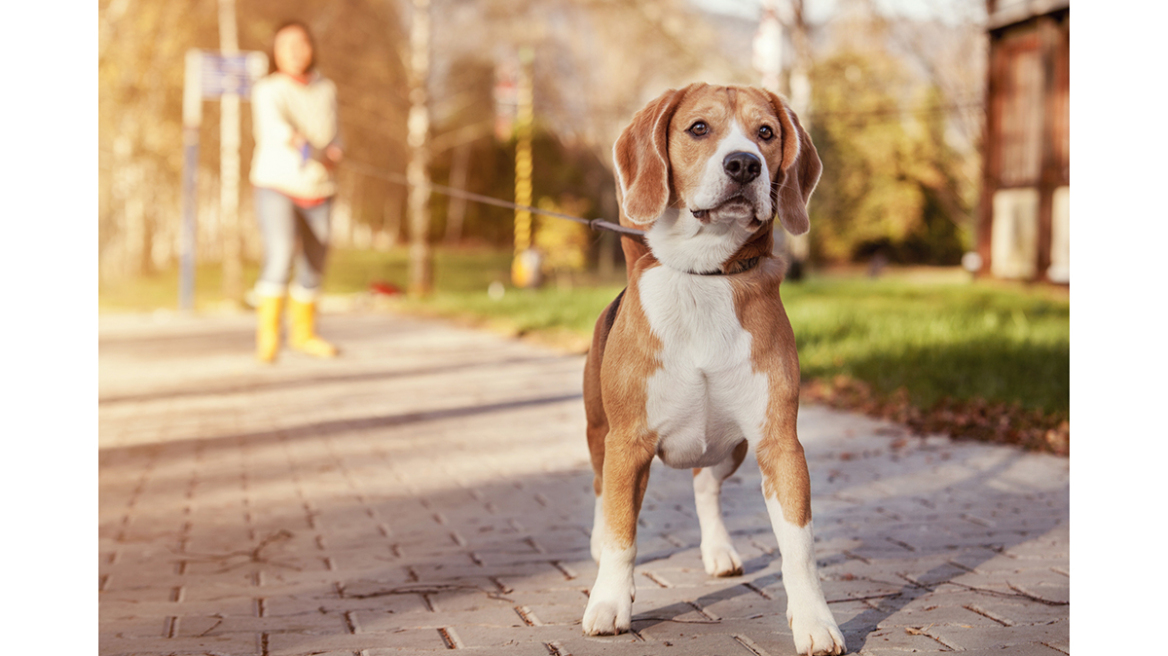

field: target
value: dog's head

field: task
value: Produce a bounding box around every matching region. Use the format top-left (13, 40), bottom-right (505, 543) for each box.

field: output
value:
top-left (613, 83), bottom-right (821, 241)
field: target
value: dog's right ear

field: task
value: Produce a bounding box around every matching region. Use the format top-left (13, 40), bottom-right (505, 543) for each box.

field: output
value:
top-left (613, 86), bottom-right (692, 225)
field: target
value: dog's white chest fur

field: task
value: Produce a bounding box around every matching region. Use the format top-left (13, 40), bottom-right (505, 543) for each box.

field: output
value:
top-left (638, 265), bottom-right (769, 469)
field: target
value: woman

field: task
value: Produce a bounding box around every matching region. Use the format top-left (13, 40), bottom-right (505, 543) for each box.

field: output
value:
top-left (250, 20), bottom-right (342, 362)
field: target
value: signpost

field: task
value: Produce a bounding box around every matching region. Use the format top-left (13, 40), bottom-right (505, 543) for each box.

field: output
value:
top-left (179, 48), bottom-right (267, 311)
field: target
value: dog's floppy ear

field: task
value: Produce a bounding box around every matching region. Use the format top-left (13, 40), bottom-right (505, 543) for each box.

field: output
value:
top-left (613, 86), bottom-right (692, 225)
top-left (764, 91), bottom-right (821, 236)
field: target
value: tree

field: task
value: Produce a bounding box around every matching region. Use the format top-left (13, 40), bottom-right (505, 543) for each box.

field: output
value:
top-left (806, 7), bottom-right (976, 264)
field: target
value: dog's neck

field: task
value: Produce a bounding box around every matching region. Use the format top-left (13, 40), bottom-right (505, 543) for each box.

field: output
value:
top-left (645, 208), bottom-right (774, 275)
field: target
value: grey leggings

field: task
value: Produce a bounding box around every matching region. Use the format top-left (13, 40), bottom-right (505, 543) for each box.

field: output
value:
top-left (254, 188), bottom-right (332, 299)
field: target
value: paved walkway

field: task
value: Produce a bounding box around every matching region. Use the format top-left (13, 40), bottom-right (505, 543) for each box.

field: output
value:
top-left (99, 309), bottom-right (1069, 656)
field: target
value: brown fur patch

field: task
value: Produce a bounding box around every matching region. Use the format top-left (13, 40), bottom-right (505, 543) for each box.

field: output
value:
top-left (720, 224), bottom-right (775, 275)
top-left (583, 298), bottom-right (617, 497)
top-left (731, 258), bottom-right (811, 527)
top-left (612, 87), bottom-right (691, 225)
top-left (617, 184), bottom-right (653, 281)
top-left (762, 90), bottom-right (822, 236)
top-left (583, 259), bottom-right (664, 549)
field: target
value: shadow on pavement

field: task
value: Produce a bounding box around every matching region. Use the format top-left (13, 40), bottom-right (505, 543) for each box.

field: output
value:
top-left (98, 354), bottom-right (567, 405)
top-left (99, 313), bottom-right (1068, 655)
top-left (101, 410), bottom-right (1067, 655)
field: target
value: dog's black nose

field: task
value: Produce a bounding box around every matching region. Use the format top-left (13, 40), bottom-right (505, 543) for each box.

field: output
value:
top-left (723, 151), bottom-right (762, 184)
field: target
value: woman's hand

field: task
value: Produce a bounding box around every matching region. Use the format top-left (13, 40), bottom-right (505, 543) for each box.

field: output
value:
top-left (323, 144), bottom-right (343, 170)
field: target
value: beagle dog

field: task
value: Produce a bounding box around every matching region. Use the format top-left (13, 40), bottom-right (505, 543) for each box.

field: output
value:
top-left (582, 83), bottom-right (846, 655)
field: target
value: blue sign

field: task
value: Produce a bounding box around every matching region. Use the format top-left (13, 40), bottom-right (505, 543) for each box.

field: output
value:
top-left (200, 52), bottom-right (268, 99)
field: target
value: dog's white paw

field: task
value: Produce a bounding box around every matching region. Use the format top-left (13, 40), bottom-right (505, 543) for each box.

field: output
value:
top-left (582, 592), bottom-right (632, 635)
top-left (700, 540), bottom-right (743, 577)
top-left (788, 608), bottom-right (846, 655)
top-left (584, 544), bottom-right (636, 636)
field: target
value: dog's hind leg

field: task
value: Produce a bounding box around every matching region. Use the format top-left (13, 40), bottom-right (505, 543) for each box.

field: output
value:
top-left (585, 418), bottom-right (608, 563)
top-left (692, 440), bottom-right (748, 577)
top-left (584, 342), bottom-right (608, 563)
top-left (583, 294), bottom-right (621, 563)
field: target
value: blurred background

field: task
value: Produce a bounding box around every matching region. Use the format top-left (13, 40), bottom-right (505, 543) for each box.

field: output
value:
top-left (98, 0), bottom-right (1070, 286)
top-left (97, 0), bottom-right (1070, 451)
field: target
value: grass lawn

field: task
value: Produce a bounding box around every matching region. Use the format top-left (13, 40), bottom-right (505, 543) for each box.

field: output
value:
top-left (782, 275), bottom-right (1069, 416)
top-left (101, 247), bottom-right (1069, 451)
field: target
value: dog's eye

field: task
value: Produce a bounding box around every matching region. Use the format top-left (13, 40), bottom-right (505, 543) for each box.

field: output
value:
top-left (687, 121), bottom-right (709, 137)
top-left (758, 125), bottom-right (774, 141)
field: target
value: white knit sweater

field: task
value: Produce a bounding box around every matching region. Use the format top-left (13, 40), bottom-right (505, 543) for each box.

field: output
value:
top-left (249, 72), bottom-right (341, 200)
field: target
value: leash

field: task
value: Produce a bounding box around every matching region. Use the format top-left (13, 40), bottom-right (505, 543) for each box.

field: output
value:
top-left (345, 159), bottom-right (767, 276)
top-left (342, 159), bottom-right (646, 242)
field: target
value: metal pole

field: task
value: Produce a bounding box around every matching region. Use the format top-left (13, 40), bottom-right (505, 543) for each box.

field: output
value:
top-left (180, 49), bottom-right (203, 311)
top-left (181, 131), bottom-right (199, 310)
top-left (406, 0), bottom-right (433, 297)
top-left (218, 0), bottom-right (243, 304)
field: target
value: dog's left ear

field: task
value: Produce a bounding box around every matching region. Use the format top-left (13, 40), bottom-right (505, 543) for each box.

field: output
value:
top-left (613, 85), bottom-right (694, 225)
top-left (764, 91), bottom-right (822, 236)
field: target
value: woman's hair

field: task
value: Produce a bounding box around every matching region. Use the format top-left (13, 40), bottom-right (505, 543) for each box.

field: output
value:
top-left (268, 20), bottom-right (316, 74)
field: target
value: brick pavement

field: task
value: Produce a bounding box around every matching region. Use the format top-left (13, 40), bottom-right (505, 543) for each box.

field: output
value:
top-left (99, 309), bottom-right (1069, 656)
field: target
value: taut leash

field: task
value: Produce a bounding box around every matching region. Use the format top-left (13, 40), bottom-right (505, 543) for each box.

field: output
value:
top-left (343, 159), bottom-right (646, 242)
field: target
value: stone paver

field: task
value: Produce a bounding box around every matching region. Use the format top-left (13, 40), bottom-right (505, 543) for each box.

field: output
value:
top-left (99, 309), bottom-right (1069, 655)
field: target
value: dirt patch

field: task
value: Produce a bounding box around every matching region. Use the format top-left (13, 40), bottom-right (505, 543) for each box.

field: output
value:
top-left (801, 375), bottom-right (1069, 456)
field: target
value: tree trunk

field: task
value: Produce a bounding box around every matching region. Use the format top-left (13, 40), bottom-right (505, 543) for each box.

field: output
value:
top-left (406, 0), bottom-right (433, 297)
top-left (443, 140), bottom-right (471, 246)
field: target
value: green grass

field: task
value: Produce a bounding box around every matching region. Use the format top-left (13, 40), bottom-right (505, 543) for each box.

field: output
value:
top-left (97, 247), bottom-right (518, 312)
top-left (99, 261), bottom-right (264, 312)
top-left (322, 247), bottom-right (517, 295)
top-left (100, 247), bottom-right (1069, 420)
top-left (780, 277), bottom-right (1069, 417)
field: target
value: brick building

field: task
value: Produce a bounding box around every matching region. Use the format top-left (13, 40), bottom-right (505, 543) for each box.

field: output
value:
top-left (978, 0), bottom-right (1069, 283)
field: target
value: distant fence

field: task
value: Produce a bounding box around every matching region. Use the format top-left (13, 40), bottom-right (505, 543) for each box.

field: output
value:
top-left (98, 156), bottom-right (409, 282)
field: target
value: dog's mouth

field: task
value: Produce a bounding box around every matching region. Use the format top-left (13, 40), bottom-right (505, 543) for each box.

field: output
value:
top-left (691, 196), bottom-right (760, 226)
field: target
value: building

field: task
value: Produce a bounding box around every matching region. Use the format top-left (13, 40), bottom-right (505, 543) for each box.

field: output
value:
top-left (978, 0), bottom-right (1069, 283)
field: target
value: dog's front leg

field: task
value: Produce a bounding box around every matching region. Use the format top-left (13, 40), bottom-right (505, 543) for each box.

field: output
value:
top-left (582, 430), bottom-right (654, 636)
top-left (757, 408), bottom-right (846, 655)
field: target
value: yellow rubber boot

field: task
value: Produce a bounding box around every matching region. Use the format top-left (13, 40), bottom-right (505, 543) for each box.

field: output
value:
top-left (256, 295), bottom-right (284, 363)
top-left (288, 298), bottom-right (338, 358)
